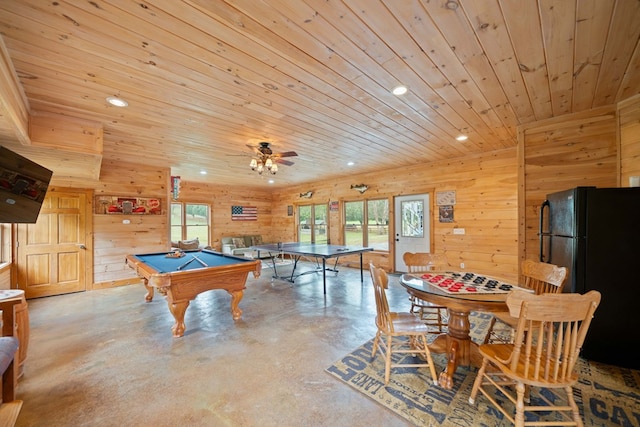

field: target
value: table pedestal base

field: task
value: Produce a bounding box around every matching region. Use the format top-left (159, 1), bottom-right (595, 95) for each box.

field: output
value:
top-left (428, 308), bottom-right (483, 389)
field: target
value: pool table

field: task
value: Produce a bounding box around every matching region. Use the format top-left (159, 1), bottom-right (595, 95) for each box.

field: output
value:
top-left (126, 249), bottom-right (261, 337)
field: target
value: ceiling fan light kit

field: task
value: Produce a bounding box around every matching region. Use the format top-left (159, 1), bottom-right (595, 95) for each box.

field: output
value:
top-left (248, 142), bottom-right (297, 176)
top-left (250, 158), bottom-right (278, 175)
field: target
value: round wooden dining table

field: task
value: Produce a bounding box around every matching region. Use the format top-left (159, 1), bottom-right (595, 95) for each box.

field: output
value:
top-left (399, 273), bottom-right (517, 389)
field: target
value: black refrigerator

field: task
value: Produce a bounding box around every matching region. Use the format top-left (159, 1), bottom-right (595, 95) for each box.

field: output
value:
top-left (539, 186), bottom-right (640, 370)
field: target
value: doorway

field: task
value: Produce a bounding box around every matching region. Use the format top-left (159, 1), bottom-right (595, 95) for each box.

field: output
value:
top-left (16, 188), bottom-right (93, 298)
top-left (394, 193), bottom-right (431, 272)
top-left (297, 204), bottom-right (328, 244)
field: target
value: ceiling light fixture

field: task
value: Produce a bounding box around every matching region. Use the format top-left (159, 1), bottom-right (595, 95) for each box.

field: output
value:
top-left (445, 0), bottom-right (459, 10)
top-left (106, 96), bottom-right (128, 107)
top-left (250, 157), bottom-right (278, 175)
top-left (456, 134), bottom-right (468, 141)
top-left (392, 85), bottom-right (408, 96)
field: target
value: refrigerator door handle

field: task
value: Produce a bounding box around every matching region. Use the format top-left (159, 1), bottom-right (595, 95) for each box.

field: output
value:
top-left (539, 199), bottom-right (550, 262)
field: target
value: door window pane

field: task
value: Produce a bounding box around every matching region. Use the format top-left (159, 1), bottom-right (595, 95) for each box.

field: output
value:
top-left (314, 204), bottom-right (328, 244)
top-left (368, 199), bottom-right (389, 250)
top-left (298, 205), bottom-right (312, 243)
top-left (401, 200), bottom-right (424, 237)
top-left (344, 201), bottom-right (364, 246)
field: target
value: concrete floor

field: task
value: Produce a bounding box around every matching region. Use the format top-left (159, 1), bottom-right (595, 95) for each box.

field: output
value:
top-left (15, 261), bottom-right (415, 427)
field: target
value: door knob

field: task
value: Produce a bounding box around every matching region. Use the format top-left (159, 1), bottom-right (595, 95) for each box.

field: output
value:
top-left (78, 244), bottom-right (86, 249)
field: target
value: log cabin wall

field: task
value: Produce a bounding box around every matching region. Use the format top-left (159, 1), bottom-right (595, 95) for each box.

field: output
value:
top-left (50, 159), bottom-right (170, 288)
top-left (619, 94), bottom-right (640, 185)
top-left (273, 147), bottom-right (520, 282)
top-left (175, 181), bottom-right (274, 250)
top-left (8, 101), bottom-right (635, 290)
top-left (519, 105), bottom-right (619, 264)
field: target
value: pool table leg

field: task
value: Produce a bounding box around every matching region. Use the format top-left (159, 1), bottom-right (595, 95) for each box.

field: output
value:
top-left (142, 278), bottom-right (154, 302)
top-left (168, 301), bottom-right (189, 338)
top-left (228, 289), bottom-right (244, 320)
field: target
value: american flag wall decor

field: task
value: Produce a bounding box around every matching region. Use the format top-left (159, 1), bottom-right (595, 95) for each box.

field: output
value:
top-left (231, 206), bottom-right (258, 221)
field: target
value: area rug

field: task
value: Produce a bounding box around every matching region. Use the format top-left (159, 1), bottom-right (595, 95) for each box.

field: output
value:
top-left (326, 312), bottom-right (640, 426)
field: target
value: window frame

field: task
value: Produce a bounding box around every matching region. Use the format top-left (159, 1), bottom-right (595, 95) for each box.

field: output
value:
top-left (344, 197), bottom-right (389, 251)
top-left (0, 223), bottom-right (11, 266)
top-left (170, 202), bottom-right (211, 246)
top-left (297, 203), bottom-right (329, 244)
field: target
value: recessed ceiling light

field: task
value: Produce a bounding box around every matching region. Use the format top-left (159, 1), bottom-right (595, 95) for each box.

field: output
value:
top-left (392, 85), bottom-right (408, 96)
top-left (347, 161), bottom-right (355, 166)
top-left (268, 179), bottom-right (275, 184)
top-left (456, 134), bottom-right (468, 141)
top-left (106, 96), bottom-right (128, 107)
top-left (445, 1), bottom-right (459, 10)
top-left (200, 170), bottom-right (207, 175)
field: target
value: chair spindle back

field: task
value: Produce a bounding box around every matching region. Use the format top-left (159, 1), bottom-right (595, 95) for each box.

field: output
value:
top-left (506, 290), bottom-right (601, 382)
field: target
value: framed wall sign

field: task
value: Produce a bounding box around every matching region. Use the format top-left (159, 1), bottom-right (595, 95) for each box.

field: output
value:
top-left (95, 196), bottom-right (161, 215)
top-left (436, 190), bottom-right (456, 206)
top-left (439, 205), bottom-right (454, 222)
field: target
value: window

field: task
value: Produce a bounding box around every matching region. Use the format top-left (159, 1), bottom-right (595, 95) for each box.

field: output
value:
top-left (401, 199), bottom-right (424, 237)
top-left (345, 198), bottom-right (389, 251)
top-left (0, 223), bottom-right (9, 264)
top-left (170, 202), bottom-right (210, 246)
top-left (297, 203), bottom-right (328, 244)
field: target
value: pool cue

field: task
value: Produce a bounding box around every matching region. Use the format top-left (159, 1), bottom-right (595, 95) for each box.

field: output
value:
top-left (177, 257), bottom-right (195, 270)
top-left (192, 254), bottom-right (208, 267)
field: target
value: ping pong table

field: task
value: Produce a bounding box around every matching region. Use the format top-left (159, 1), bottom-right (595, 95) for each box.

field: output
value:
top-left (250, 243), bottom-right (374, 294)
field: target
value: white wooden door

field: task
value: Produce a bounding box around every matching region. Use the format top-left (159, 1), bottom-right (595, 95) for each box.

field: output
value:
top-left (394, 194), bottom-right (431, 272)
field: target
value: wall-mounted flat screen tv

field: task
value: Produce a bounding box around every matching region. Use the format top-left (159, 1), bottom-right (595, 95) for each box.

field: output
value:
top-left (0, 145), bottom-right (53, 223)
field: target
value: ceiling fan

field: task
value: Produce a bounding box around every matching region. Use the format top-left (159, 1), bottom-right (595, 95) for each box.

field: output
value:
top-left (247, 142), bottom-right (298, 174)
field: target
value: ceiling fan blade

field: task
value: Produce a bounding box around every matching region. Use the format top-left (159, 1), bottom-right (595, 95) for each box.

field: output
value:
top-left (275, 158), bottom-right (295, 166)
top-left (274, 151), bottom-right (298, 158)
top-left (246, 143), bottom-right (262, 153)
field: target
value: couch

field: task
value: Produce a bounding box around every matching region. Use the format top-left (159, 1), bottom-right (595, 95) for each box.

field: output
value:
top-left (170, 238), bottom-right (212, 251)
top-left (221, 235), bottom-right (272, 259)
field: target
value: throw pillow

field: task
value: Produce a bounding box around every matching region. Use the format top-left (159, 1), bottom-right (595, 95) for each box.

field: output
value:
top-left (251, 235), bottom-right (263, 246)
top-left (178, 238), bottom-right (200, 250)
top-left (232, 237), bottom-right (246, 249)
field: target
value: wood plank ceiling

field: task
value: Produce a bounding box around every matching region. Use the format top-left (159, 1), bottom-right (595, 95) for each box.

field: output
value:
top-left (0, 0), bottom-right (639, 187)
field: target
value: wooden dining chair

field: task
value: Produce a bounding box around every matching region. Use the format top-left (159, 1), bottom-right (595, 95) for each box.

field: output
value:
top-left (483, 259), bottom-right (567, 344)
top-left (468, 289), bottom-right (601, 427)
top-left (402, 252), bottom-right (449, 333)
top-left (369, 263), bottom-right (439, 385)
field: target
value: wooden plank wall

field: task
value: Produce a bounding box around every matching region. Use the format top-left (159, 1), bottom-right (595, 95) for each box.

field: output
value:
top-left (520, 105), bottom-right (618, 263)
top-left (52, 159), bottom-right (170, 288)
top-left (273, 147), bottom-right (520, 281)
top-left (22, 101), bottom-right (635, 290)
top-left (176, 181), bottom-right (274, 249)
top-left (619, 94), bottom-right (640, 185)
